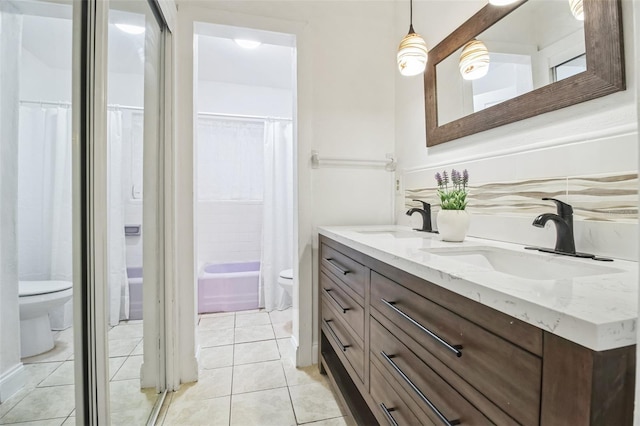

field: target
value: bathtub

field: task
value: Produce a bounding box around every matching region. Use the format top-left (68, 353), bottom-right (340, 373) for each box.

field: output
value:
top-left (127, 267), bottom-right (143, 320)
top-left (198, 261), bottom-right (260, 314)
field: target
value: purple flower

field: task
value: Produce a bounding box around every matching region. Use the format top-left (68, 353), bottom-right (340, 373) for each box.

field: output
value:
top-left (451, 169), bottom-right (460, 185)
top-left (435, 172), bottom-right (443, 186)
top-left (462, 169), bottom-right (469, 185)
top-left (442, 170), bottom-right (449, 185)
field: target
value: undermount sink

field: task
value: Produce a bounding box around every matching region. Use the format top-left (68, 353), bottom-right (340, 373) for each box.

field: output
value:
top-left (356, 230), bottom-right (429, 239)
top-left (422, 246), bottom-right (623, 280)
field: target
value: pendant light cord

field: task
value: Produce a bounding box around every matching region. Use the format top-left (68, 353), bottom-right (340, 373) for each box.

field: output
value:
top-left (409, 0), bottom-right (415, 34)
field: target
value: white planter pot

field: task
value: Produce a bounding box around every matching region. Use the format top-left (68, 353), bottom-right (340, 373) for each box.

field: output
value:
top-left (437, 210), bottom-right (470, 242)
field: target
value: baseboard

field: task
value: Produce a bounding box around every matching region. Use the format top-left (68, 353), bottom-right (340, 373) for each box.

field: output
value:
top-left (0, 363), bottom-right (25, 403)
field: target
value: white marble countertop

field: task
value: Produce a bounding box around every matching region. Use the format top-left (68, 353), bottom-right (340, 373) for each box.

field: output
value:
top-left (318, 225), bottom-right (638, 351)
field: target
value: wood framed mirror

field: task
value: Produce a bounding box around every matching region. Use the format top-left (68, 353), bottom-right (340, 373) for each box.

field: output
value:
top-left (425, 0), bottom-right (624, 147)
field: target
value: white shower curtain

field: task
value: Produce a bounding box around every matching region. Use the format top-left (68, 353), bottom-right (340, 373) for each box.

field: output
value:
top-left (107, 110), bottom-right (129, 326)
top-left (260, 120), bottom-right (294, 311)
top-left (17, 106), bottom-right (72, 281)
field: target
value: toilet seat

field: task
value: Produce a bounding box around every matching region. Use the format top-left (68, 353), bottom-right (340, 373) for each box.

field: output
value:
top-left (19, 280), bottom-right (72, 297)
top-left (279, 269), bottom-right (293, 280)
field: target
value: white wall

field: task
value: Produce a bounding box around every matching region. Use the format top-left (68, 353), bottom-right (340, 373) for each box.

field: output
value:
top-left (0, 8), bottom-right (26, 403)
top-left (395, 0), bottom-right (638, 260)
top-left (197, 80), bottom-right (292, 118)
top-left (176, 1), bottom-right (396, 381)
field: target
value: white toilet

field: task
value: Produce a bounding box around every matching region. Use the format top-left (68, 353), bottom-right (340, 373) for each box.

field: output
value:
top-left (19, 280), bottom-right (73, 358)
top-left (278, 269), bottom-right (293, 299)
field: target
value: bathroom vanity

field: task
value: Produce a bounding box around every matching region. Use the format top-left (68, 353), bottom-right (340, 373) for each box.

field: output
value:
top-left (317, 226), bottom-right (637, 425)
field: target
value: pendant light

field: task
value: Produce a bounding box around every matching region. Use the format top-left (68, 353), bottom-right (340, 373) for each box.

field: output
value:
top-left (569, 0), bottom-right (584, 20)
top-left (397, 0), bottom-right (428, 76)
top-left (459, 39), bottom-right (490, 80)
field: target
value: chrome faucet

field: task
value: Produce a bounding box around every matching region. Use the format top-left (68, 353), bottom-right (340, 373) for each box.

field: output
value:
top-left (532, 198), bottom-right (576, 254)
top-left (406, 200), bottom-right (437, 233)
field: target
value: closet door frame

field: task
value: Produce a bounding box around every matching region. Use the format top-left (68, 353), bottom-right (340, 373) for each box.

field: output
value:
top-left (72, 0), bottom-right (176, 423)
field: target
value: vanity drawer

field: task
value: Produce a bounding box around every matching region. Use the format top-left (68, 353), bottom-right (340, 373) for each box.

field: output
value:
top-left (371, 317), bottom-right (504, 426)
top-left (370, 362), bottom-right (427, 426)
top-left (371, 271), bottom-right (541, 426)
top-left (321, 244), bottom-right (367, 301)
top-left (320, 271), bottom-right (364, 339)
top-left (321, 298), bottom-right (364, 382)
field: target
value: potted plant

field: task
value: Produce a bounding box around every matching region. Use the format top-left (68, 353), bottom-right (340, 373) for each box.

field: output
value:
top-left (435, 169), bottom-right (470, 242)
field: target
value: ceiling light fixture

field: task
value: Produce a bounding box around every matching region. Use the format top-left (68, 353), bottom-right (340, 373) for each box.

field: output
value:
top-left (459, 39), bottom-right (490, 80)
top-left (397, 0), bottom-right (428, 76)
top-left (569, 0), bottom-right (584, 20)
top-left (234, 39), bottom-right (262, 49)
top-left (488, 0), bottom-right (518, 5)
top-left (115, 23), bottom-right (145, 35)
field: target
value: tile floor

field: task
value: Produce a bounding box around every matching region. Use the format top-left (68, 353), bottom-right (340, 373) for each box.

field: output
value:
top-left (0, 320), bottom-right (157, 425)
top-left (158, 308), bottom-right (354, 426)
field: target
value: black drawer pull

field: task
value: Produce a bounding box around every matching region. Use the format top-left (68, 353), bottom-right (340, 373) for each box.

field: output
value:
top-left (323, 288), bottom-right (350, 313)
top-left (379, 403), bottom-right (399, 426)
top-left (323, 319), bottom-right (350, 352)
top-left (325, 257), bottom-right (350, 275)
top-left (381, 351), bottom-right (461, 426)
top-left (381, 299), bottom-right (463, 357)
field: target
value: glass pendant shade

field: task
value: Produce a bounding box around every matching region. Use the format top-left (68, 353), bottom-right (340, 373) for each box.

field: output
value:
top-left (459, 39), bottom-right (490, 80)
top-left (397, 27), bottom-right (428, 76)
top-left (488, 0), bottom-right (518, 5)
top-left (569, 0), bottom-right (584, 20)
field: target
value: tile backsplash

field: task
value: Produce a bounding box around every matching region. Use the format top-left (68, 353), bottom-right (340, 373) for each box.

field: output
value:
top-left (406, 172), bottom-right (638, 223)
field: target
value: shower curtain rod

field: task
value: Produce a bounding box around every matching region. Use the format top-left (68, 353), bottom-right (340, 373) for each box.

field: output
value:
top-left (20, 100), bottom-right (144, 111)
top-left (198, 111), bottom-right (293, 122)
top-left (20, 101), bottom-right (294, 122)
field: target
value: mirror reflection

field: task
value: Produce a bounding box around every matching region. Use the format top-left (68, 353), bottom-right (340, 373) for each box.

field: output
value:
top-left (436, 0), bottom-right (585, 126)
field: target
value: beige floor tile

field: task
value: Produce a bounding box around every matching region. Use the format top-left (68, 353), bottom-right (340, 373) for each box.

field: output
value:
top-left (111, 355), bottom-right (143, 381)
top-left (173, 367), bottom-right (232, 400)
top-left (130, 340), bottom-right (144, 356)
top-left (109, 324), bottom-right (143, 340)
top-left (277, 337), bottom-right (296, 362)
top-left (21, 339), bottom-right (73, 364)
top-left (108, 338), bottom-right (141, 357)
top-left (109, 357), bottom-right (126, 380)
top-left (232, 360), bottom-right (286, 395)
top-left (235, 312), bottom-right (271, 327)
top-left (199, 315), bottom-right (235, 330)
top-left (61, 417), bottom-right (75, 425)
top-left (0, 385), bottom-right (75, 424)
top-left (119, 320), bottom-right (143, 326)
top-left (38, 361), bottom-right (75, 387)
top-left (234, 308), bottom-right (264, 315)
top-left (198, 327), bottom-right (234, 348)
top-left (163, 396), bottom-right (230, 426)
top-left (0, 419), bottom-right (66, 426)
top-left (272, 320), bottom-right (292, 339)
top-left (289, 382), bottom-right (344, 424)
top-left (230, 387), bottom-right (296, 426)
top-left (269, 308), bottom-right (292, 324)
top-left (234, 324), bottom-right (275, 344)
top-left (233, 340), bottom-right (280, 365)
top-left (23, 362), bottom-right (64, 388)
top-left (109, 379), bottom-right (157, 413)
top-left (200, 311), bottom-right (235, 318)
top-left (200, 345), bottom-right (234, 369)
top-left (111, 408), bottom-right (153, 426)
top-left (282, 361), bottom-right (326, 388)
top-left (303, 417), bottom-right (350, 426)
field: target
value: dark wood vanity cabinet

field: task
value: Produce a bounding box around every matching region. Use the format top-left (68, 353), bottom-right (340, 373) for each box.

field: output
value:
top-left (318, 235), bottom-right (636, 426)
